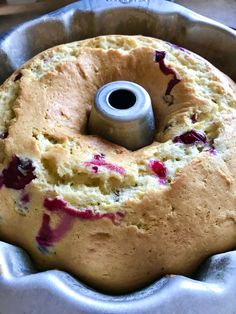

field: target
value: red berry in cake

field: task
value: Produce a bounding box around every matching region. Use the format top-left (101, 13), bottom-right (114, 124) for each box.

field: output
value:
top-left (173, 130), bottom-right (207, 145)
top-left (20, 193), bottom-right (30, 204)
top-left (149, 160), bottom-right (167, 184)
top-left (43, 197), bottom-right (67, 212)
top-left (16, 192), bottom-right (31, 215)
top-left (165, 77), bottom-right (181, 96)
top-left (92, 166), bottom-right (98, 173)
top-left (205, 143), bottom-right (217, 155)
top-left (36, 214), bottom-right (52, 247)
top-left (154, 50), bottom-right (181, 98)
top-left (85, 154), bottom-right (125, 175)
top-left (43, 197), bottom-right (125, 224)
top-left (36, 213), bottom-right (74, 248)
top-left (94, 153), bottom-right (105, 160)
top-left (154, 50), bottom-right (166, 63)
top-left (36, 197), bottom-right (126, 249)
top-left (208, 147), bottom-right (217, 155)
top-left (0, 156), bottom-right (36, 190)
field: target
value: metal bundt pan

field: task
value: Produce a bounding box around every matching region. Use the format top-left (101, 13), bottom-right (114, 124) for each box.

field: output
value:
top-left (0, 1), bottom-right (236, 313)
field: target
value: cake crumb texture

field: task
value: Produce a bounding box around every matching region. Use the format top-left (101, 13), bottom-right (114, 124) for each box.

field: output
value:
top-left (0, 35), bottom-right (235, 293)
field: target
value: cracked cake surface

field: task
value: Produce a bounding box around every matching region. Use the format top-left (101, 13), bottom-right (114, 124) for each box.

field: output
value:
top-left (0, 35), bottom-right (235, 293)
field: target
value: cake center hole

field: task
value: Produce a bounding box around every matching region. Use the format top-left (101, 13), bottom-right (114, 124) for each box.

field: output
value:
top-left (108, 89), bottom-right (136, 110)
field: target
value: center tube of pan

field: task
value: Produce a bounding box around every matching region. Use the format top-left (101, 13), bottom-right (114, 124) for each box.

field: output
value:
top-left (88, 81), bottom-right (155, 151)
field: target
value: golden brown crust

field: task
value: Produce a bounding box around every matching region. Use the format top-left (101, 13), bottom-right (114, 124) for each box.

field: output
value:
top-left (0, 35), bottom-right (235, 293)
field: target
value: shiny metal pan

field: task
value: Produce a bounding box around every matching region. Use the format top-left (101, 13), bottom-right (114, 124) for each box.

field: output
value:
top-left (0, 1), bottom-right (236, 313)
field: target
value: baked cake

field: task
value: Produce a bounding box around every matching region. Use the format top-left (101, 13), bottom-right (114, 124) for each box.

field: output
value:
top-left (0, 35), bottom-right (235, 293)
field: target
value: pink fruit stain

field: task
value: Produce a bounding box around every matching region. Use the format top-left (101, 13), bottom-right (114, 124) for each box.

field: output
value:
top-left (92, 166), bottom-right (98, 173)
top-left (169, 43), bottom-right (186, 52)
top-left (149, 160), bottom-right (167, 184)
top-left (0, 156), bottom-right (36, 190)
top-left (36, 197), bottom-right (125, 249)
top-left (36, 213), bottom-right (74, 248)
top-left (173, 130), bottom-right (207, 145)
top-left (154, 50), bottom-right (181, 97)
top-left (84, 154), bottom-right (125, 175)
top-left (20, 193), bottom-right (30, 204)
top-left (205, 145), bottom-right (217, 155)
